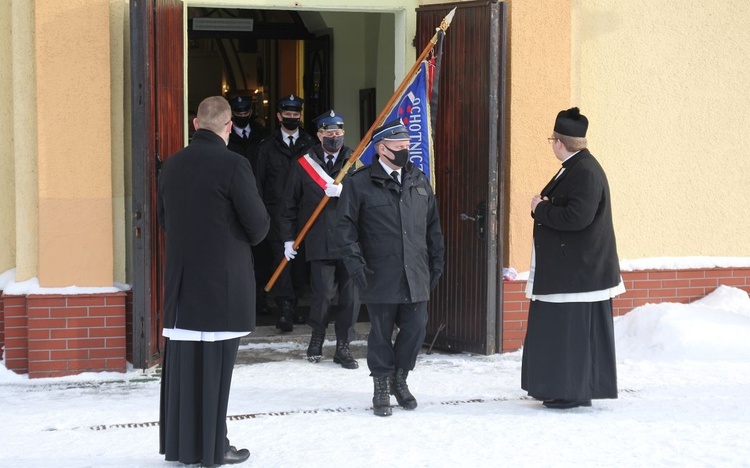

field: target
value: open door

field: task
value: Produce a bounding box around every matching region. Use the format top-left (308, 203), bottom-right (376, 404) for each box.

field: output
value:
top-left (131, 0), bottom-right (184, 368)
top-left (304, 34), bottom-right (332, 136)
top-left (417, 1), bottom-right (506, 354)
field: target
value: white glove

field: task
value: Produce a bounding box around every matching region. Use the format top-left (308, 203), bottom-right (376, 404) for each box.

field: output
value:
top-left (324, 182), bottom-right (343, 198)
top-left (283, 241), bottom-right (297, 261)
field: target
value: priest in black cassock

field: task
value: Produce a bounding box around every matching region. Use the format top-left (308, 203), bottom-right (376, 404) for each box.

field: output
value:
top-left (157, 96), bottom-right (269, 465)
top-left (521, 107), bottom-right (624, 410)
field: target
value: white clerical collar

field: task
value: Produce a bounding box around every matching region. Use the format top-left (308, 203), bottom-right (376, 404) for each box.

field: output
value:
top-left (560, 150), bottom-right (581, 165)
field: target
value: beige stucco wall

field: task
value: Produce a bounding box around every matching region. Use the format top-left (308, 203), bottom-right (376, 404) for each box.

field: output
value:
top-left (573, 0), bottom-right (750, 260)
top-left (111, 0), bottom-right (129, 285)
top-left (505, 0), bottom-right (573, 270)
top-left (11, 0), bottom-right (39, 282)
top-left (35, 0), bottom-right (114, 287)
top-left (0, 1), bottom-right (15, 275)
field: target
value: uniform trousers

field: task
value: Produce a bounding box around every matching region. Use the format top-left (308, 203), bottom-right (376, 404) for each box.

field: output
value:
top-left (159, 337), bottom-right (240, 466)
top-left (521, 299), bottom-right (618, 401)
top-left (268, 237), bottom-right (307, 303)
top-left (308, 259), bottom-right (360, 342)
top-left (366, 302), bottom-right (428, 377)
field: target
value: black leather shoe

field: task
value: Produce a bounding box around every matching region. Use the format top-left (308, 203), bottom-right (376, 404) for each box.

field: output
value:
top-left (543, 399), bottom-right (592, 409)
top-left (223, 446), bottom-right (250, 464)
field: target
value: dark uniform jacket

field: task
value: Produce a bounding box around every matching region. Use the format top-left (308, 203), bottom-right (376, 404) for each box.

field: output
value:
top-left (532, 149), bottom-right (620, 295)
top-left (255, 128), bottom-right (316, 240)
top-left (279, 145), bottom-right (355, 261)
top-left (227, 121), bottom-right (269, 173)
top-left (335, 157), bottom-right (445, 304)
top-left (157, 129), bottom-right (270, 332)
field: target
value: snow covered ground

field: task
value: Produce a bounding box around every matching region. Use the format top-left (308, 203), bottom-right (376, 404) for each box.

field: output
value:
top-left (2, 285), bottom-right (750, 467)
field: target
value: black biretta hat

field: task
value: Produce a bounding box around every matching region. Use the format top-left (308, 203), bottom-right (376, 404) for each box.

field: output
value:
top-left (553, 107), bottom-right (588, 137)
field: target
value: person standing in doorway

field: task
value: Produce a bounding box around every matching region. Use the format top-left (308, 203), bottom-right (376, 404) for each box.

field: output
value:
top-left (279, 110), bottom-right (360, 369)
top-left (522, 107), bottom-right (624, 409)
top-left (256, 94), bottom-right (316, 332)
top-left (227, 95), bottom-right (272, 317)
top-left (335, 119), bottom-right (445, 416)
top-left (227, 95), bottom-right (268, 173)
top-left (158, 96), bottom-right (269, 466)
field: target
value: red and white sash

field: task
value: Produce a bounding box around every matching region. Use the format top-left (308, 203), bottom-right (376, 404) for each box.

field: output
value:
top-left (298, 153), bottom-right (333, 190)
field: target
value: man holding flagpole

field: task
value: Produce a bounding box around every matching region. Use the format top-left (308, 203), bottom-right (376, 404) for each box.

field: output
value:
top-left (279, 110), bottom-right (360, 369)
top-left (335, 119), bottom-right (445, 417)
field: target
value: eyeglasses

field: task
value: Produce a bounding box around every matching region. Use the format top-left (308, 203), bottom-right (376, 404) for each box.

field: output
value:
top-left (547, 137), bottom-right (558, 143)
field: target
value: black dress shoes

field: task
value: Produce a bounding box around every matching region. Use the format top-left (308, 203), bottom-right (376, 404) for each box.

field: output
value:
top-left (222, 446), bottom-right (250, 465)
top-left (543, 399), bottom-right (592, 409)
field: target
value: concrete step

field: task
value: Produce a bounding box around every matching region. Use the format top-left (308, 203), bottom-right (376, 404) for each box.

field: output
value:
top-left (236, 322), bottom-right (371, 365)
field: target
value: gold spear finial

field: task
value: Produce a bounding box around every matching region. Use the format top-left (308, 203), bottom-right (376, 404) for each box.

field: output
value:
top-left (432, 7), bottom-right (457, 44)
top-left (440, 7), bottom-right (457, 32)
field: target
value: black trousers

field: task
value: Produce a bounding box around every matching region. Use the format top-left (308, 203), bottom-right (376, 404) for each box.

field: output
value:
top-left (521, 299), bottom-right (618, 401)
top-left (308, 259), bottom-right (360, 342)
top-left (159, 337), bottom-right (240, 466)
top-left (366, 302), bottom-right (428, 377)
top-left (268, 238), bottom-right (307, 303)
top-left (252, 238), bottom-right (272, 305)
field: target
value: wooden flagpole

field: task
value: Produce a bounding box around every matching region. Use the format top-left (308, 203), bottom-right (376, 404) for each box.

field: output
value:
top-left (265, 7), bottom-right (456, 292)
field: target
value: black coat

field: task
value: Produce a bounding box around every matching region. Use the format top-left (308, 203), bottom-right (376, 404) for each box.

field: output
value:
top-left (255, 128), bottom-right (316, 240)
top-left (157, 129), bottom-right (270, 332)
top-left (531, 149), bottom-right (620, 295)
top-left (279, 145), bottom-right (355, 261)
top-left (227, 121), bottom-right (269, 173)
top-left (335, 158), bottom-right (445, 304)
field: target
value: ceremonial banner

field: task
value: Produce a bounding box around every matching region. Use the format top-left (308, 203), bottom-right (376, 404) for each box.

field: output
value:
top-left (360, 61), bottom-right (435, 182)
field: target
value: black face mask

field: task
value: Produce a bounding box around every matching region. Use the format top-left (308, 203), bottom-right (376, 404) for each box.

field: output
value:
top-left (322, 136), bottom-right (345, 153)
top-left (233, 116), bottom-right (250, 127)
top-left (281, 117), bottom-right (300, 131)
top-left (386, 147), bottom-right (410, 168)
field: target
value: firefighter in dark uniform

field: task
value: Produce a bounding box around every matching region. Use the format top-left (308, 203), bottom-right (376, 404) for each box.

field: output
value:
top-left (227, 95), bottom-right (271, 315)
top-left (256, 94), bottom-right (316, 331)
top-left (227, 95), bottom-right (268, 172)
top-left (335, 119), bottom-right (445, 416)
top-left (279, 110), bottom-right (361, 369)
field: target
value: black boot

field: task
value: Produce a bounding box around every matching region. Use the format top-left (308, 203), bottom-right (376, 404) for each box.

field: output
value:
top-left (306, 330), bottom-right (326, 363)
top-left (391, 368), bottom-right (417, 410)
top-left (372, 376), bottom-right (392, 417)
top-left (275, 300), bottom-right (294, 332)
top-left (332, 341), bottom-right (359, 369)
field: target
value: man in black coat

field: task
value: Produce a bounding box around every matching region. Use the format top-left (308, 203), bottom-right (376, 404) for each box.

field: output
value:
top-left (336, 119), bottom-right (445, 416)
top-left (522, 107), bottom-right (624, 410)
top-left (227, 95), bottom-right (269, 173)
top-left (157, 96), bottom-right (270, 466)
top-left (227, 95), bottom-right (272, 316)
top-left (256, 94), bottom-right (316, 331)
top-left (279, 110), bottom-right (360, 369)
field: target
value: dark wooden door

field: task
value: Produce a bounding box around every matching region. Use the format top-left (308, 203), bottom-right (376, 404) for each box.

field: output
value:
top-left (304, 34), bottom-right (331, 136)
top-left (131, 0), bottom-right (184, 368)
top-left (417, 1), bottom-right (506, 355)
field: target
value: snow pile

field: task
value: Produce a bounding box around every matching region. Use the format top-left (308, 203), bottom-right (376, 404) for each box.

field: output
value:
top-left (615, 285), bottom-right (750, 361)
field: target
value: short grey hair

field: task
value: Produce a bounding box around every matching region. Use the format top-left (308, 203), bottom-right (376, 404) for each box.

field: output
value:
top-left (554, 132), bottom-right (587, 152)
top-left (196, 96), bottom-right (231, 134)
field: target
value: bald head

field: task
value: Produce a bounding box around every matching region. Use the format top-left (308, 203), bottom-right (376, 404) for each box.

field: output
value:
top-left (195, 96), bottom-right (231, 135)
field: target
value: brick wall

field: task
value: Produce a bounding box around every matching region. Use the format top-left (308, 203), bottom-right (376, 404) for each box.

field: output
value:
top-left (501, 267), bottom-right (750, 353)
top-left (3, 295), bottom-right (28, 373)
top-left (0, 292), bottom-right (127, 378)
